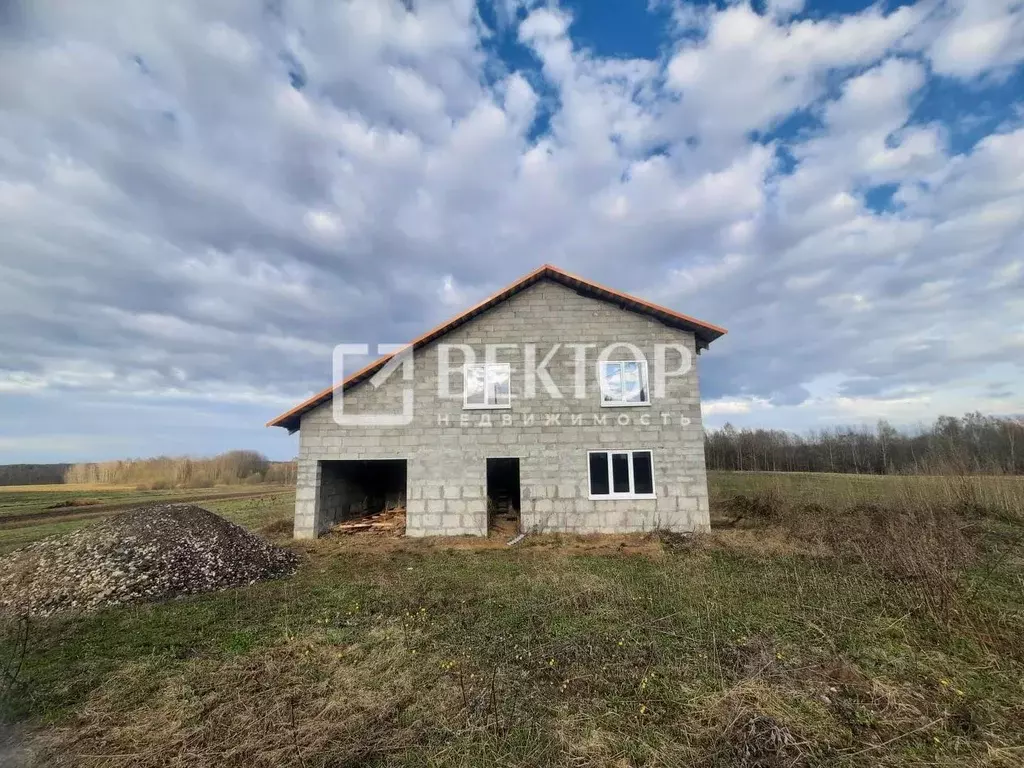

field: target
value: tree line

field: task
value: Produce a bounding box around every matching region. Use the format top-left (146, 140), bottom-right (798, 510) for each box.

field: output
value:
top-left (0, 452), bottom-right (297, 488)
top-left (62, 451), bottom-right (298, 489)
top-left (0, 464), bottom-right (71, 486)
top-left (3, 413), bottom-right (1020, 487)
top-left (704, 413), bottom-right (1024, 475)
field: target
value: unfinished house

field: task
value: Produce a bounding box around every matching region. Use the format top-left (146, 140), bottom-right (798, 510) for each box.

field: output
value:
top-left (268, 265), bottom-right (727, 538)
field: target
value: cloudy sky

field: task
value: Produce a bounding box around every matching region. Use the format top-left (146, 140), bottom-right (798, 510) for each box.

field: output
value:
top-left (1, 0), bottom-right (1022, 462)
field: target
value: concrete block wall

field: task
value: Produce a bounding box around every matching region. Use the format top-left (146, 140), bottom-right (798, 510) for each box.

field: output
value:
top-left (295, 278), bottom-right (711, 537)
top-left (294, 459), bottom-right (319, 539)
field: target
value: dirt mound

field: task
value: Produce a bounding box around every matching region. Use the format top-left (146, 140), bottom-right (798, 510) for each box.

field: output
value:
top-left (0, 504), bottom-right (299, 616)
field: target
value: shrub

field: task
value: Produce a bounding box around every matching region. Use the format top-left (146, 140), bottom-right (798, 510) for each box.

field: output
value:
top-left (262, 519), bottom-right (293, 537)
top-left (728, 492), bottom-right (980, 624)
top-left (725, 490), bottom-right (786, 525)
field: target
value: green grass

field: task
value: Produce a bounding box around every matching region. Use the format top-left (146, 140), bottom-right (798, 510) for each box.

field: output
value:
top-left (4, 544), bottom-right (1022, 765)
top-left (0, 487), bottom-right (295, 555)
top-left (203, 492), bottom-right (294, 531)
top-left (1, 474), bottom-right (1023, 766)
top-left (708, 470), bottom-right (1024, 517)
top-left (0, 520), bottom-right (103, 556)
top-left (0, 487), bottom-right (168, 518)
top-left (0, 484), bottom-right (293, 519)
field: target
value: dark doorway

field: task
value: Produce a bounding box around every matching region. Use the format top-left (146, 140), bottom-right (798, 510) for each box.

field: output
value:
top-left (319, 459), bottom-right (407, 528)
top-left (486, 457), bottom-right (520, 535)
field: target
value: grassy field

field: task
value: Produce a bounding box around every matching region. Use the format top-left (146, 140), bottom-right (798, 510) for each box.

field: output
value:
top-left (0, 483), bottom-right (295, 519)
top-left (1, 473), bottom-right (1023, 766)
top-left (0, 484), bottom-right (296, 556)
top-left (0, 484), bottom-right (137, 493)
top-left (709, 470), bottom-right (1024, 517)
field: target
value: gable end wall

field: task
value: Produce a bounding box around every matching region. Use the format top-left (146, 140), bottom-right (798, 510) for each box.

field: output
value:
top-left (295, 279), bottom-right (711, 537)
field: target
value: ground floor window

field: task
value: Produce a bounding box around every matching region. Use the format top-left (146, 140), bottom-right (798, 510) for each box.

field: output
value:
top-left (588, 450), bottom-right (655, 499)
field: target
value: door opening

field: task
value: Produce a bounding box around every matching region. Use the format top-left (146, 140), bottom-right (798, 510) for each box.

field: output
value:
top-left (318, 459), bottom-right (407, 529)
top-left (486, 457), bottom-right (520, 535)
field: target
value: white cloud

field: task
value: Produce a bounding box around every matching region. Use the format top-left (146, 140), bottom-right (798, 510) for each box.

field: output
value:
top-left (0, 0), bottom-right (1022, 460)
top-left (766, 0), bottom-right (806, 19)
top-left (782, 58), bottom-right (945, 207)
top-left (519, 7), bottom-right (571, 41)
top-left (928, 0), bottom-right (1024, 79)
top-left (303, 209), bottom-right (344, 238)
top-left (703, 397), bottom-right (769, 416)
top-left (664, 2), bottom-right (925, 146)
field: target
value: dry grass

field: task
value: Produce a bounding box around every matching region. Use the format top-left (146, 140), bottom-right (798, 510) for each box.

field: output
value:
top-left (260, 518), bottom-right (293, 536)
top-left (32, 627), bottom-right (456, 767)
top-left (712, 705), bottom-right (811, 768)
top-left (303, 529), bottom-right (666, 558)
top-left (714, 473), bottom-right (1024, 670)
top-left (703, 528), bottom-right (826, 558)
top-left (1, 472), bottom-right (1023, 766)
top-left (709, 470), bottom-right (1024, 524)
top-left (727, 504), bottom-right (970, 633)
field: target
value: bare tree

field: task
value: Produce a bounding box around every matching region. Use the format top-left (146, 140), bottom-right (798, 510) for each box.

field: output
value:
top-left (705, 413), bottom-right (1023, 476)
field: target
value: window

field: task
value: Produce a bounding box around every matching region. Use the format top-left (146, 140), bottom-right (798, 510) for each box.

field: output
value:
top-left (599, 360), bottom-right (650, 406)
top-left (464, 363), bottom-right (511, 409)
top-left (587, 450), bottom-right (656, 499)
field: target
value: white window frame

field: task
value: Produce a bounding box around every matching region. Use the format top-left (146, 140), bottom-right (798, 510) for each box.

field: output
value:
top-left (598, 360), bottom-right (651, 407)
top-left (587, 449), bottom-right (656, 500)
top-left (463, 362), bottom-right (512, 410)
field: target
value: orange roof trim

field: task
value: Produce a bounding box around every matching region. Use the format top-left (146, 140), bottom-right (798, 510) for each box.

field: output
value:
top-left (267, 264), bottom-right (726, 431)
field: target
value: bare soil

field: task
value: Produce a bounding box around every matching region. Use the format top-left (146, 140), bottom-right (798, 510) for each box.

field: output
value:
top-left (305, 528), bottom-right (666, 557)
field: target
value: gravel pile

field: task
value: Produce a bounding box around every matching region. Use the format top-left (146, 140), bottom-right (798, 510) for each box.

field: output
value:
top-left (0, 504), bottom-right (299, 616)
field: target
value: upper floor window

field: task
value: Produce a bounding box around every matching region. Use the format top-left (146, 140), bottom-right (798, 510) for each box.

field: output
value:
top-left (464, 363), bottom-right (511, 409)
top-left (599, 360), bottom-right (650, 406)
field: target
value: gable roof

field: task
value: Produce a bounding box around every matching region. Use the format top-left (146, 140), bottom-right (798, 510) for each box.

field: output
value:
top-left (268, 264), bottom-right (726, 431)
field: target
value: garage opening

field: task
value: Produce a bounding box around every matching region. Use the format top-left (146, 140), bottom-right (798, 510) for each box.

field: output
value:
top-left (486, 457), bottom-right (520, 535)
top-left (318, 459), bottom-right (407, 532)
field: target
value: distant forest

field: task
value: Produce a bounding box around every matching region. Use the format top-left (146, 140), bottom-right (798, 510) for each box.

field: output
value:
top-left (0, 464), bottom-right (71, 486)
top-left (2, 413), bottom-right (1020, 487)
top-left (705, 413), bottom-right (1024, 475)
top-left (0, 451), bottom-right (297, 488)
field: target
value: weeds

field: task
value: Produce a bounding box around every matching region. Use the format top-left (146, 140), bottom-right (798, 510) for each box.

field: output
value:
top-left (0, 615), bottom-right (29, 719)
top-left (30, 631), bottom-right (451, 767)
top-left (722, 483), bottom-right (1002, 627)
top-left (723, 489), bottom-right (786, 525)
top-left (261, 518), bottom-right (293, 537)
top-left (1, 473), bottom-right (1022, 766)
top-left (719, 634), bottom-right (783, 682)
top-left (715, 709), bottom-right (808, 768)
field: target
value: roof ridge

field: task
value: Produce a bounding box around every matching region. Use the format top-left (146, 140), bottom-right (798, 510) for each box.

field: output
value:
top-left (267, 264), bottom-right (726, 430)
